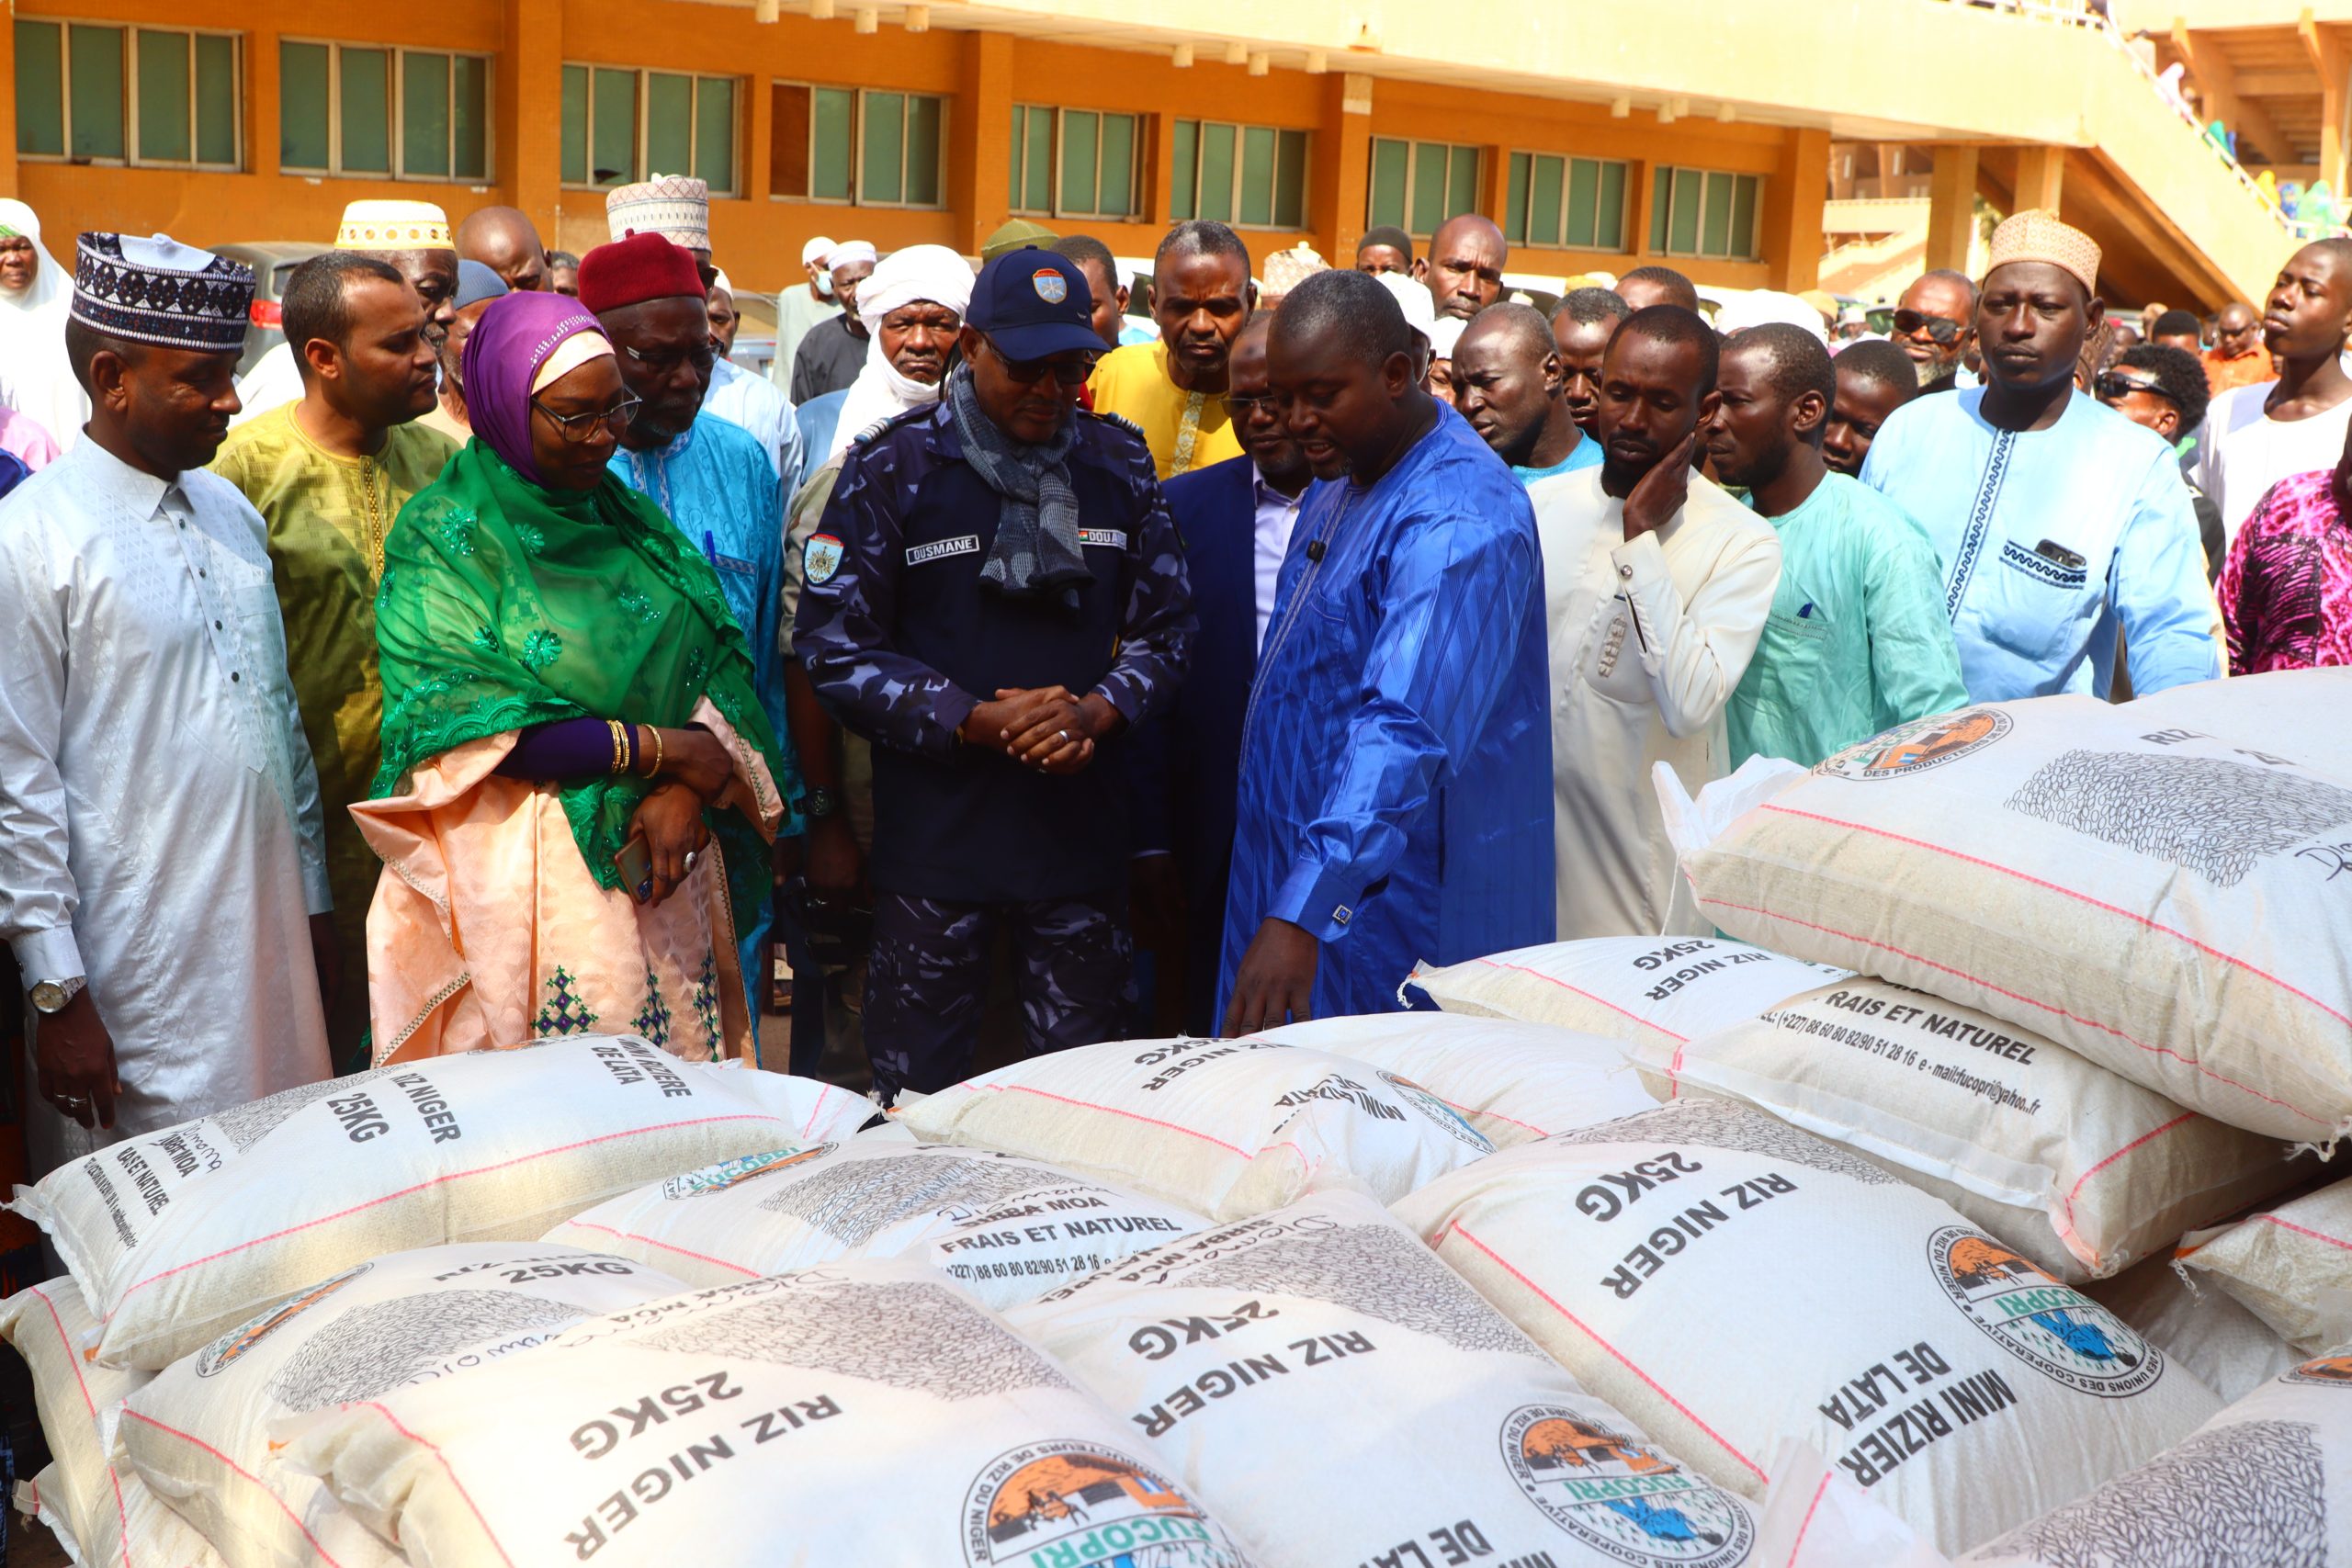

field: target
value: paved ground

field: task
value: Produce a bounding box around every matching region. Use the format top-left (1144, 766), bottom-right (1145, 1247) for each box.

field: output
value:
top-left (7, 1508), bottom-right (71, 1568)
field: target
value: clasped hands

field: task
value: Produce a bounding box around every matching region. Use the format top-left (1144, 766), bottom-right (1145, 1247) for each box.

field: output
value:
top-left (959, 686), bottom-right (1118, 775)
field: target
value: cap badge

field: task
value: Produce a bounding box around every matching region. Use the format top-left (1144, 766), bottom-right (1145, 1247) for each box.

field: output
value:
top-left (1031, 268), bottom-right (1068, 305)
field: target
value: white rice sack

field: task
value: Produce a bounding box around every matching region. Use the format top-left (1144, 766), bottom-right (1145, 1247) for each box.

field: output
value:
top-left (6, 1034), bottom-right (867, 1369)
top-left (1008, 1189), bottom-right (1763, 1568)
top-left (120, 1241), bottom-right (685, 1568)
top-left (2087, 1255), bottom-right (2300, 1404)
top-left (1671, 683), bottom-right (2352, 1143)
top-left (1406, 936), bottom-right (1849, 1057)
top-left (1258, 1012), bottom-right (1656, 1146)
top-left (1961, 1346), bottom-right (2352, 1565)
top-left (897, 1037), bottom-right (1494, 1220)
top-left (282, 1258), bottom-right (1252, 1568)
top-left (1631, 976), bottom-right (2306, 1281)
top-left (2132, 666), bottom-right (2352, 775)
top-left (2179, 1174), bottom-right (2352, 1354)
top-left (1392, 1100), bottom-right (2221, 1555)
top-left (0, 1277), bottom-right (226, 1568)
top-left (545, 1141), bottom-right (1203, 1308)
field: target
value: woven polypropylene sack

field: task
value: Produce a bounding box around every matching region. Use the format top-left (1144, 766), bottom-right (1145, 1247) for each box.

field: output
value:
top-left (2179, 1175), bottom-right (2352, 1354)
top-left (1631, 976), bottom-right (2306, 1281)
top-left (2087, 1255), bottom-right (2299, 1404)
top-left (545, 1141), bottom-right (1203, 1308)
top-left (1406, 936), bottom-right (1849, 1059)
top-left (1392, 1100), bottom-right (2221, 1555)
top-left (1962, 1345), bottom-right (2352, 1565)
top-left (1009, 1189), bottom-right (1762, 1568)
top-left (282, 1258), bottom-right (1253, 1568)
top-left (1674, 682), bottom-right (2352, 1143)
top-left (1256, 1013), bottom-right (1656, 1147)
top-left (122, 1242), bottom-right (686, 1568)
top-left (897, 1038), bottom-right (1495, 1220)
top-left (6, 1035), bottom-right (867, 1369)
top-left (0, 1277), bottom-right (226, 1568)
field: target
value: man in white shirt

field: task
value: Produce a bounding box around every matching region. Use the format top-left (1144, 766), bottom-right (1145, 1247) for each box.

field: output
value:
top-left (1133, 312), bottom-right (1306, 1032)
top-left (1530, 305), bottom-right (1781, 940)
top-left (0, 234), bottom-right (333, 1172)
top-left (774, 235), bottom-right (843, 390)
top-left (2199, 238), bottom-right (2352, 544)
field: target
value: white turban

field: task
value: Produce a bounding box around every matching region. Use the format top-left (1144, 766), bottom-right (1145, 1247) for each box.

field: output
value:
top-left (800, 235), bottom-right (837, 267)
top-left (831, 243), bottom-right (978, 457)
top-left (824, 240), bottom-right (877, 272)
top-left (1716, 289), bottom-right (1831, 347)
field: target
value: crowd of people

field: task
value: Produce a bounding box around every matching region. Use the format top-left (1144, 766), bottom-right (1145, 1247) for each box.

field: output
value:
top-left (0, 176), bottom-right (2345, 1175)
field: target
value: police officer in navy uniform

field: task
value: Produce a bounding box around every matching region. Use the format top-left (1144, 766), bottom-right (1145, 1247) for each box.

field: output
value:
top-left (794, 248), bottom-right (1195, 1100)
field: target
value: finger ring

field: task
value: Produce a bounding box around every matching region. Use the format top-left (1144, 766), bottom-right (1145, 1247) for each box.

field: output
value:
top-left (1057, 729), bottom-right (1069, 745)
top-left (684, 850), bottom-right (698, 872)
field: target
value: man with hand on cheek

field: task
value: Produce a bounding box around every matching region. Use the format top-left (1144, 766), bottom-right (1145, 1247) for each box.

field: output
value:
top-left (795, 249), bottom-right (1193, 1100)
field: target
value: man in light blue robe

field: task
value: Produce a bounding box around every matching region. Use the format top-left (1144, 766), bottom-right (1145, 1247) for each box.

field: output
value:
top-left (1861, 211), bottom-right (2219, 701)
top-left (1220, 270), bottom-right (1553, 1033)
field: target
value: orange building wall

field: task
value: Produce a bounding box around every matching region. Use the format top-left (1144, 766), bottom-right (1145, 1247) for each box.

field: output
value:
top-left (5, 0), bottom-right (1825, 294)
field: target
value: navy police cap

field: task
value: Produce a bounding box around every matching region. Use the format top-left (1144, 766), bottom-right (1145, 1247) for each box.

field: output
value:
top-left (966, 246), bottom-right (1103, 362)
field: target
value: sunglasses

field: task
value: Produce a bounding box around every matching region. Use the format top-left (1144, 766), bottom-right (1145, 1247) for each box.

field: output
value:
top-left (1892, 310), bottom-right (1965, 344)
top-left (2093, 372), bottom-right (2178, 407)
top-left (980, 334), bottom-right (1096, 387)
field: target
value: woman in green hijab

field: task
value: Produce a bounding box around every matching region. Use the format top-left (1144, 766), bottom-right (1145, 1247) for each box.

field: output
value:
top-left (356, 292), bottom-right (786, 1065)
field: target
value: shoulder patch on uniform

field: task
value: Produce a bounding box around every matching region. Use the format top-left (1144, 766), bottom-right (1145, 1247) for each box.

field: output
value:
top-left (804, 532), bottom-right (844, 585)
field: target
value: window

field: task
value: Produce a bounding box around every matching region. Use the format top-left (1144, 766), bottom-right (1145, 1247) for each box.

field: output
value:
top-left (15, 19), bottom-right (238, 168)
top-left (560, 66), bottom-right (738, 195)
top-left (279, 41), bottom-right (488, 181)
top-left (1648, 166), bottom-right (1762, 261)
top-left (1010, 107), bottom-right (1141, 220)
top-left (769, 83), bottom-right (943, 208)
top-left (1504, 152), bottom-right (1628, 252)
top-left (1170, 120), bottom-right (1307, 230)
top-left (1366, 139), bottom-right (1481, 238)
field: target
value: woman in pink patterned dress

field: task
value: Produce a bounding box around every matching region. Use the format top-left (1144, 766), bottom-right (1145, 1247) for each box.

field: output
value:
top-left (2219, 422), bottom-right (2352, 673)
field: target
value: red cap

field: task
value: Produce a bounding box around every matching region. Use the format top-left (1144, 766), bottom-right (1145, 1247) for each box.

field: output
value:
top-left (577, 231), bottom-right (707, 313)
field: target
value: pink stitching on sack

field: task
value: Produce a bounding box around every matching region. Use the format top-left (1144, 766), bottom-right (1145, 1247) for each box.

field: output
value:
top-left (119, 1411), bottom-right (345, 1564)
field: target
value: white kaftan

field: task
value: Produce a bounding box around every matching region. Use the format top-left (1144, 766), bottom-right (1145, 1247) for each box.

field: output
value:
top-left (0, 438), bottom-right (332, 1171)
top-left (1532, 466), bottom-right (1781, 942)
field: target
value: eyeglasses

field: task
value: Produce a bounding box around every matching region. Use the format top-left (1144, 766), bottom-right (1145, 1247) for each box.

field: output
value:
top-left (2093, 372), bottom-right (2177, 407)
top-left (1224, 393), bottom-right (1279, 414)
top-left (622, 342), bottom-right (717, 378)
top-left (531, 392), bottom-right (641, 442)
top-left (1892, 310), bottom-right (1965, 344)
top-left (979, 334), bottom-right (1097, 387)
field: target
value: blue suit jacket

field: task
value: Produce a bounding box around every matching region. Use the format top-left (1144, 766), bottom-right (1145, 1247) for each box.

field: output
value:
top-left (1134, 454), bottom-right (1265, 1032)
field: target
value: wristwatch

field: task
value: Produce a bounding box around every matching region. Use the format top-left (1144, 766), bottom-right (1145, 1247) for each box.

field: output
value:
top-left (798, 786), bottom-right (840, 821)
top-left (28, 976), bottom-right (85, 1015)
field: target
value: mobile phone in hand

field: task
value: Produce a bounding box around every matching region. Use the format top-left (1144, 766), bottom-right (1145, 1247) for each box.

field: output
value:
top-left (616, 835), bottom-right (655, 904)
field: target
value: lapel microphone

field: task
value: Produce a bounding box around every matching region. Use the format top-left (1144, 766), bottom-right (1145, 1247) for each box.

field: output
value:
top-left (1306, 539), bottom-right (1326, 562)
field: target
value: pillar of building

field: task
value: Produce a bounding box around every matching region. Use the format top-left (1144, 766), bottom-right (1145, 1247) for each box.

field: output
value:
top-left (2014, 144), bottom-right (2065, 215)
top-left (1763, 126), bottom-right (1829, 290)
top-left (1924, 143), bottom-right (1980, 274)
top-left (954, 30), bottom-right (1014, 254)
top-left (501, 0), bottom-right (564, 235)
top-left (1310, 73), bottom-right (1374, 264)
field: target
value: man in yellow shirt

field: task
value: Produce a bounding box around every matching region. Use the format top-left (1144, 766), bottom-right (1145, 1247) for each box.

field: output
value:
top-left (1088, 221), bottom-right (1255, 479)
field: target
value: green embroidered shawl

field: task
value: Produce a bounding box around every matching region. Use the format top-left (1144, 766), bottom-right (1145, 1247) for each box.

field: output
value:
top-left (373, 439), bottom-right (782, 928)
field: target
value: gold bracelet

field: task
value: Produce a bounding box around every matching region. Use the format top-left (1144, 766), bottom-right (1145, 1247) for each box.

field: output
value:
top-left (606, 719), bottom-right (626, 774)
top-left (645, 726), bottom-right (666, 777)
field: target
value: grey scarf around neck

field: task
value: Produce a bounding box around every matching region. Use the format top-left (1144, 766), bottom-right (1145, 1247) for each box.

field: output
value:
top-left (946, 364), bottom-right (1092, 608)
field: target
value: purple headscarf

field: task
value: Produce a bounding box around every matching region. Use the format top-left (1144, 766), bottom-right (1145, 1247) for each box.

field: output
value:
top-left (460, 290), bottom-right (609, 487)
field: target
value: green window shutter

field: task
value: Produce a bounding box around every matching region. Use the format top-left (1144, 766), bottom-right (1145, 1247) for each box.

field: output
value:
top-left (862, 91), bottom-right (904, 204)
top-left (68, 25), bottom-right (126, 162)
top-left (452, 54), bottom-right (487, 180)
top-left (1060, 109), bottom-right (1099, 216)
top-left (1274, 128), bottom-right (1307, 229)
top-left (645, 73), bottom-right (692, 180)
top-left (1197, 121), bottom-right (1234, 222)
top-left (402, 51), bottom-right (450, 179)
top-left (1532, 153), bottom-right (1566, 249)
top-left (696, 78), bottom-right (735, 194)
top-left (195, 34), bottom-right (234, 166)
top-left (1099, 113), bottom-right (1136, 217)
top-left (560, 63), bottom-right (588, 185)
top-left (1731, 174), bottom-right (1759, 259)
top-left (339, 46), bottom-right (390, 175)
top-left (1651, 168), bottom-right (1672, 253)
top-left (1596, 161), bottom-right (1626, 250)
top-left (1409, 141), bottom-right (1447, 236)
top-left (1020, 105), bottom-right (1051, 210)
top-left (1170, 119), bottom-right (1198, 220)
top-left (1668, 167), bottom-right (1702, 254)
top-left (1504, 152), bottom-right (1529, 244)
top-left (16, 22), bottom-right (63, 159)
top-left (1368, 137), bottom-right (1407, 231)
top-left (135, 30), bottom-right (190, 164)
top-left (1008, 105), bottom-right (1025, 208)
top-left (1444, 145), bottom-right (1479, 229)
top-left (1700, 170), bottom-right (1734, 257)
top-left (810, 87), bottom-right (853, 201)
top-left (590, 67), bottom-right (636, 186)
top-left (906, 95), bottom-right (941, 205)
top-left (1238, 123), bottom-right (1273, 227)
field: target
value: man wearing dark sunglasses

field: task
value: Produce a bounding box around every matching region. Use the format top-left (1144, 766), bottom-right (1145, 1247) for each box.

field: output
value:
top-left (1892, 269), bottom-right (1976, 393)
top-left (583, 231), bottom-right (798, 1029)
top-left (795, 248), bottom-right (1194, 1101)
